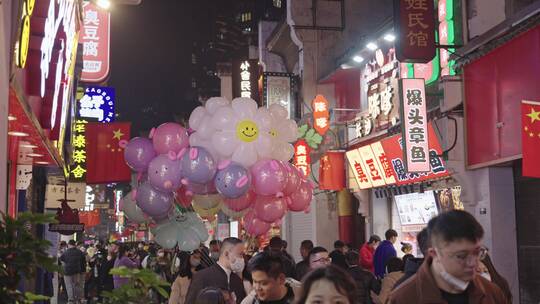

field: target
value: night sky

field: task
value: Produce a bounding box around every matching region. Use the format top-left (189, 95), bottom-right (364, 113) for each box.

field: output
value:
top-left (109, 0), bottom-right (202, 135)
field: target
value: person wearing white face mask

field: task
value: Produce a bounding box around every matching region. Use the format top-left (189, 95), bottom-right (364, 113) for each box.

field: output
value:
top-left (169, 250), bottom-right (204, 304)
top-left (389, 210), bottom-right (509, 304)
top-left (186, 237), bottom-right (247, 304)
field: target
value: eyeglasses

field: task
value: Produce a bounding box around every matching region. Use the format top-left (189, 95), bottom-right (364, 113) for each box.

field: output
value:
top-left (311, 257), bottom-right (332, 264)
top-left (448, 247), bottom-right (488, 264)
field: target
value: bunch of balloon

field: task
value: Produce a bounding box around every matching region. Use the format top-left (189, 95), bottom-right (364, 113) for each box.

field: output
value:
top-left (121, 122), bottom-right (209, 250)
top-left (186, 97), bottom-right (314, 236)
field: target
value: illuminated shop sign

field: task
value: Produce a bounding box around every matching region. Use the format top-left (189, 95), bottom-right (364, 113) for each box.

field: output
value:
top-left (240, 61), bottom-right (252, 98)
top-left (294, 139), bottom-right (311, 177)
top-left (78, 86), bottom-right (115, 122)
top-left (81, 2), bottom-right (111, 82)
top-left (70, 119), bottom-right (88, 181)
top-left (312, 95), bottom-right (330, 135)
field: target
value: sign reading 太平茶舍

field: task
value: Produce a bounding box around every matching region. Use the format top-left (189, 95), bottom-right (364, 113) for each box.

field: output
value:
top-left (399, 78), bottom-right (429, 172)
top-left (394, 0), bottom-right (436, 63)
top-left (81, 2), bottom-right (111, 82)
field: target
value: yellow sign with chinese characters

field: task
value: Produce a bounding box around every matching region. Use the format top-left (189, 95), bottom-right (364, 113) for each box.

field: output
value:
top-left (70, 119), bottom-right (88, 181)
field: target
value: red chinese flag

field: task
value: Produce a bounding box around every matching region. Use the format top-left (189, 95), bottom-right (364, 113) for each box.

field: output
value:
top-left (521, 100), bottom-right (540, 177)
top-left (85, 122), bottom-right (132, 184)
top-left (319, 151), bottom-right (345, 191)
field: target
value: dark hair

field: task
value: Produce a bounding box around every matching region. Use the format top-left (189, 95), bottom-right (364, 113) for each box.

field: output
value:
top-left (386, 257), bottom-right (404, 273)
top-left (209, 240), bottom-right (219, 247)
top-left (345, 250), bottom-right (359, 266)
top-left (118, 244), bottom-right (127, 258)
top-left (401, 242), bottom-right (412, 253)
top-left (220, 237), bottom-right (243, 254)
top-left (308, 246), bottom-right (328, 261)
top-left (178, 250), bottom-right (203, 279)
top-left (385, 229), bottom-right (398, 240)
top-left (295, 265), bottom-right (357, 304)
top-left (417, 228), bottom-right (430, 256)
top-left (248, 252), bottom-right (285, 279)
top-left (195, 287), bottom-right (227, 304)
top-left (148, 245), bottom-right (157, 256)
top-left (68, 240), bottom-right (76, 246)
top-left (482, 254), bottom-right (512, 303)
top-left (368, 235), bottom-right (381, 244)
top-left (269, 236), bottom-right (284, 250)
top-left (428, 210), bottom-right (484, 246)
top-left (60, 241), bottom-right (67, 246)
top-left (334, 240), bottom-right (345, 249)
top-left (301, 240), bottom-right (314, 251)
top-left (282, 240), bottom-right (288, 249)
top-left (402, 254), bottom-right (414, 265)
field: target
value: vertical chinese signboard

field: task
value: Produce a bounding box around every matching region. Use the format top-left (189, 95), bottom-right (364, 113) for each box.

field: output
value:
top-left (263, 72), bottom-right (293, 117)
top-left (71, 119), bottom-right (88, 181)
top-left (81, 2), bottom-right (111, 82)
top-left (312, 95), bottom-right (330, 135)
top-left (345, 149), bottom-right (372, 189)
top-left (370, 141), bottom-right (397, 185)
top-left (78, 86), bottom-right (115, 123)
top-left (394, 0), bottom-right (436, 63)
top-left (294, 140), bottom-right (311, 177)
top-left (232, 59), bottom-right (260, 103)
top-left (400, 78), bottom-right (429, 172)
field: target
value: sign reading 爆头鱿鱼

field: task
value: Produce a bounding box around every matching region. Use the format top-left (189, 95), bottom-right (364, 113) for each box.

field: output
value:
top-left (394, 0), bottom-right (436, 63)
top-left (294, 140), bottom-right (311, 177)
top-left (312, 95), bottom-right (330, 135)
top-left (399, 78), bottom-right (429, 172)
top-left (78, 87), bottom-right (115, 122)
top-left (81, 2), bottom-right (111, 82)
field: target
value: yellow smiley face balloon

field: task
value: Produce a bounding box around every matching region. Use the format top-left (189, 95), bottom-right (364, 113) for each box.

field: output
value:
top-left (269, 129), bottom-right (278, 138)
top-left (236, 120), bottom-right (259, 142)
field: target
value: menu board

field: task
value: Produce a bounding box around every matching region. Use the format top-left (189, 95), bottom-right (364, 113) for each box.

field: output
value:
top-left (394, 190), bottom-right (438, 232)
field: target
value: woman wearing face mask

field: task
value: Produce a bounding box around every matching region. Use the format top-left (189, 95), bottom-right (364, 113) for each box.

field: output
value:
top-left (478, 254), bottom-right (512, 303)
top-left (169, 250), bottom-right (205, 304)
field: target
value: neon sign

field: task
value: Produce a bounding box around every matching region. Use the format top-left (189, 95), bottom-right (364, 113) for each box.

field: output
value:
top-left (240, 61), bottom-right (251, 98)
top-left (78, 87), bottom-right (115, 123)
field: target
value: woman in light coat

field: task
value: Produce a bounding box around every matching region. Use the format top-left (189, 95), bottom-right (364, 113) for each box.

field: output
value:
top-left (169, 250), bottom-right (204, 304)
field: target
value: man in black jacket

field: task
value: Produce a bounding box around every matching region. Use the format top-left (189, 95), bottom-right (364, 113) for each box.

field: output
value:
top-left (345, 250), bottom-right (381, 304)
top-left (392, 227), bottom-right (430, 290)
top-left (329, 240), bottom-right (349, 270)
top-left (185, 237), bottom-right (247, 303)
top-left (60, 240), bottom-right (86, 304)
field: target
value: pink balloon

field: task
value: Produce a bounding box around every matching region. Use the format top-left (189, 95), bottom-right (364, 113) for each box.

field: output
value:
top-left (224, 191), bottom-right (255, 211)
top-left (287, 181), bottom-right (313, 212)
top-left (283, 162), bottom-right (301, 196)
top-left (152, 122), bottom-right (189, 154)
top-left (254, 195), bottom-right (286, 223)
top-left (251, 159), bottom-right (287, 196)
top-left (244, 211), bottom-right (271, 236)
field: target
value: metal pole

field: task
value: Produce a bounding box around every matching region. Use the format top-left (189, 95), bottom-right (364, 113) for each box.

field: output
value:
top-left (0, 0), bottom-right (12, 213)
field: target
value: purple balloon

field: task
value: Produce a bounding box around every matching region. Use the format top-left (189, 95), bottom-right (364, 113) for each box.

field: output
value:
top-left (214, 162), bottom-right (251, 199)
top-left (124, 137), bottom-right (156, 172)
top-left (148, 154), bottom-right (183, 192)
top-left (152, 122), bottom-right (189, 154)
top-left (136, 182), bottom-right (174, 218)
top-left (251, 159), bottom-right (287, 196)
top-left (181, 146), bottom-right (217, 184)
top-left (187, 181), bottom-right (217, 195)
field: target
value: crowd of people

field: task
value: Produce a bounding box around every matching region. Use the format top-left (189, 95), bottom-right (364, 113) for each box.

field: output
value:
top-left (56, 210), bottom-right (513, 304)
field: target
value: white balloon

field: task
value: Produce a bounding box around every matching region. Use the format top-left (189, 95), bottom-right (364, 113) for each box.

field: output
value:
top-left (205, 97), bottom-right (229, 114)
top-left (212, 106), bottom-right (236, 131)
top-left (232, 143), bottom-right (259, 167)
top-left (154, 222), bottom-right (178, 249)
top-left (280, 119), bottom-right (298, 142)
top-left (255, 133), bottom-right (274, 159)
top-left (121, 191), bottom-right (147, 224)
top-left (211, 131), bottom-right (238, 158)
top-left (273, 142), bottom-right (295, 161)
top-left (189, 106), bottom-right (207, 130)
top-left (269, 103), bottom-right (288, 120)
top-left (196, 115), bottom-right (216, 139)
top-left (177, 230), bottom-right (202, 252)
top-left (255, 107), bottom-right (273, 131)
top-left (231, 98), bottom-right (258, 119)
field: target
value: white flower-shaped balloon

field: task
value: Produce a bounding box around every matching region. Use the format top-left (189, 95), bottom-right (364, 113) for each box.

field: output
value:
top-left (189, 97), bottom-right (230, 160)
top-left (268, 104), bottom-right (298, 161)
top-left (211, 98), bottom-right (273, 167)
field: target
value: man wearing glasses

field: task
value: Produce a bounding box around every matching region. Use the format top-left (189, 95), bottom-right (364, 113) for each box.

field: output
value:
top-left (308, 247), bottom-right (332, 270)
top-left (389, 210), bottom-right (509, 304)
